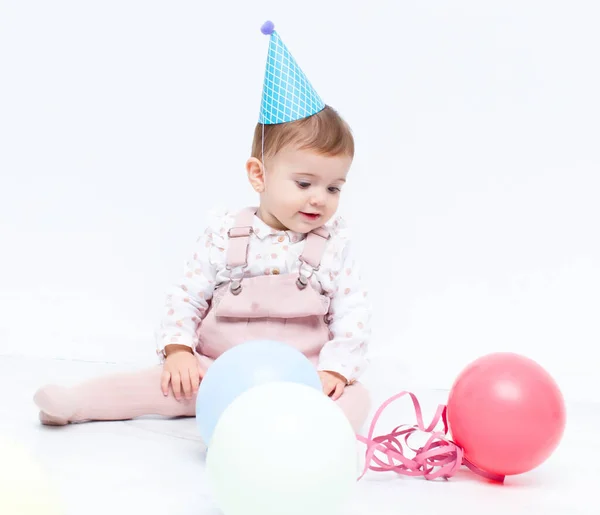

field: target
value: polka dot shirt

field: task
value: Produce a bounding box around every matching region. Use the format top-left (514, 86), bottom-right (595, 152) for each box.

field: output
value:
top-left (157, 209), bottom-right (372, 383)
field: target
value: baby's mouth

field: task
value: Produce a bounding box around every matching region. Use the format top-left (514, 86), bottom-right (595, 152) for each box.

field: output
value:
top-left (299, 212), bottom-right (321, 221)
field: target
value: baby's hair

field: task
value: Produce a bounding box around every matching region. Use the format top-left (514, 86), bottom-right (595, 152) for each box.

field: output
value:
top-left (251, 105), bottom-right (354, 160)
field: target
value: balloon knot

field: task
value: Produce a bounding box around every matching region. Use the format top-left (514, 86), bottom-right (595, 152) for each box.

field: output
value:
top-left (355, 391), bottom-right (503, 482)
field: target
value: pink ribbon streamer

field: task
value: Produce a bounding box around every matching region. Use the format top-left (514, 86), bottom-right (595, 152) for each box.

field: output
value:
top-left (355, 391), bottom-right (505, 483)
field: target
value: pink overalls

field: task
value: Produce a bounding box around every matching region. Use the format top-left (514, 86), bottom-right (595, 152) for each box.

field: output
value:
top-left (193, 207), bottom-right (371, 430)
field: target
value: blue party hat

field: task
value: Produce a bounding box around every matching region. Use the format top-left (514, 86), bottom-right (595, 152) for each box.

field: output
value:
top-left (258, 21), bottom-right (325, 125)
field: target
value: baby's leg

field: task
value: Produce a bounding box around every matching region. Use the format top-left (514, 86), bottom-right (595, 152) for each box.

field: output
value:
top-left (35, 365), bottom-right (371, 433)
top-left (34, 365), bottom-right (196, 425)
top-left (335, 382), bottom-right (371, 434)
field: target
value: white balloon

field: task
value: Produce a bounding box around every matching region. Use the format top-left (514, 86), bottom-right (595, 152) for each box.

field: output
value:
top-left (0, 435), bottom-right (66, 514)
top-left (206, 382), bottom-right (358, 515)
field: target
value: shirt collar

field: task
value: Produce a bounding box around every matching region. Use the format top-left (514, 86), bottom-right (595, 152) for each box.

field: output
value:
top-left (251, 214), bottom-right (306, 243)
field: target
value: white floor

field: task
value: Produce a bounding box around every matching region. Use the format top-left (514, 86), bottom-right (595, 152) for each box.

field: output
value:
top-left (1, 355), bottom-right (597, 515)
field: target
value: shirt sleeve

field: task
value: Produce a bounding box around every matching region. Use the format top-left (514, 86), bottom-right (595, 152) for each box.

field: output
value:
top-left (316, 239), bottom-right (372, 384)
top-left (155, 213), bottom-right (226, 361)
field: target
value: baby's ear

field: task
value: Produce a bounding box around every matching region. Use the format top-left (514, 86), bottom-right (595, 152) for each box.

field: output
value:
top-left (246, 157), bottom-right (265, 192)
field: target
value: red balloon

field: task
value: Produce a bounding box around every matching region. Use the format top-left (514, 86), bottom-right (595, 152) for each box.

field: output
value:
top-left (447, 352), bottom-right (566, 476)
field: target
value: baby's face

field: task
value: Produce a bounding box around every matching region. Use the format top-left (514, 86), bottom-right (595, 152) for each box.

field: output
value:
top-left (258, 146), bottom-right (352, 233)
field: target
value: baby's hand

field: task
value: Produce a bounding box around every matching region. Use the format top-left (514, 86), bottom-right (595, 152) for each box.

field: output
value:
top-left (318, 370), bottom-right (347, 401)
top-left (161, 348), bottom-right (203, 401)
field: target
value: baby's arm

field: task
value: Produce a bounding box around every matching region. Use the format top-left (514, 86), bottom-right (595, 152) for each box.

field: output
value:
top-left (317, 240), bottom-right (372, 385)
top-left (156, 216), bottom-right (224, 360)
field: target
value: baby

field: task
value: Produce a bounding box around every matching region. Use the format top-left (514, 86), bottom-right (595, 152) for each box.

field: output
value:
top-left (33, 22), bottom-right (372, 434)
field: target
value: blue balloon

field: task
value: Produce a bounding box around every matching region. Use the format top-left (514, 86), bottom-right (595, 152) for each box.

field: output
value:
top-left (196, 340), bottom-right (322, 446)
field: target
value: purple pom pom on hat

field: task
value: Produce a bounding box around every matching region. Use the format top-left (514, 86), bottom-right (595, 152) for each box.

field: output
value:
top-left (260, 20), bottom-right (275, 35)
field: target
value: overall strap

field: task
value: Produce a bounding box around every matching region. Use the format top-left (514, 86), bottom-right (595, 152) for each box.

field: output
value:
top-left (299, 226), bottom-right (330, 269)
top-left (225, 206), bottom-right (331, 292)
top-left (296, 226), bottom-right (330, 289)
top-left (225, 207), bottom-right (256, 269)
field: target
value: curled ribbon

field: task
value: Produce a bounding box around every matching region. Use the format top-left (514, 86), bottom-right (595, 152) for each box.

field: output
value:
top-left (355, 391), bottom-right (505, 483)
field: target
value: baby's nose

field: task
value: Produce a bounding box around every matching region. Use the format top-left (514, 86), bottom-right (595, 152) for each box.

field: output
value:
top-left (309, 190), bottom-right (326, 205)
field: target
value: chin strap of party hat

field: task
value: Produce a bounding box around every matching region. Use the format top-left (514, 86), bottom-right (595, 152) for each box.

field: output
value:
top-left (355, 391), bottom-right (505, 483)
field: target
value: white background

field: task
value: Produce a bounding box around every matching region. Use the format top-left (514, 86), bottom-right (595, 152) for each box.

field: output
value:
top-left (1, 1), bottom-right (598, 402)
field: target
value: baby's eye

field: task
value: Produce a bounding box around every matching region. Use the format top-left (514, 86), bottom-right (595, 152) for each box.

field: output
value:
top-left (328, 186), bottom-right (341, 193)
top-left (296, 181), bottom-right (310, 189)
